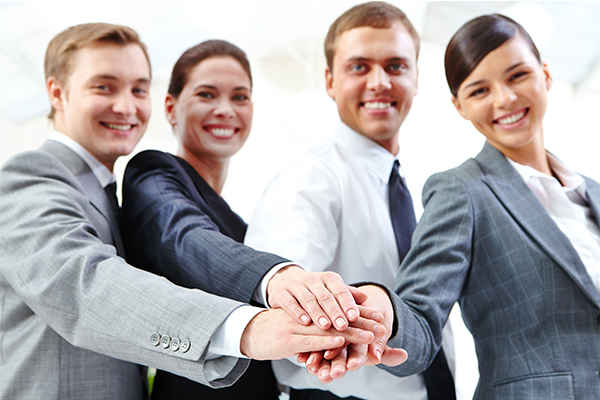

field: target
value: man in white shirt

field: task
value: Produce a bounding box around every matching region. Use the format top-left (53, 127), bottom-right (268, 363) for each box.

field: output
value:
top-left (0, 22), bottom-right (390, 400)
top-left (245, 2), bottom-right (455, 399)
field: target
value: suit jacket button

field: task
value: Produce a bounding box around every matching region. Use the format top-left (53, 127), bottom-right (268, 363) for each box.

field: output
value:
top-left (180, 339), bottom-right (190, 353)
top-left (151, 332), bottom-right (161, 346)
top-left (170, 337), bottom-right (181, 352)
top-left (161, 334), bottom-right (171, 349)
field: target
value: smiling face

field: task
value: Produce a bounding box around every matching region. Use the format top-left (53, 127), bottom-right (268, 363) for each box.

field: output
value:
top-left (452, 35), bottom-right (552, 158)
top-left (166, 56), bottom-right (253, 164)
top-left (326, 22), bottom-right (418, 155)
top-left (49, 42), bottom-right (151, 171)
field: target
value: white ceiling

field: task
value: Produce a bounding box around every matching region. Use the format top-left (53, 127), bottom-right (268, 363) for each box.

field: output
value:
top-left (1, 1), bottom-right (599, 123)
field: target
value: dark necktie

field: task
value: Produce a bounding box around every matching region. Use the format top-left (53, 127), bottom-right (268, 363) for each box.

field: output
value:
top-left (388, 160), bottom-right (416, 262)
top-left (105, 182), bottom-right (119, 214)
top-left (388, 160), bottom-right (456, 400)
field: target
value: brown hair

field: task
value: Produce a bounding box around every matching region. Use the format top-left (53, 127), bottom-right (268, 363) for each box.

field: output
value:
top-left (445, 14), bottom-right (541, 97)
top-left (45, 22), bottom-right (150, 120)
top-left (324, 1), bottom-right (420, 73)
top-left (168, 40), bottom-right (252, 99)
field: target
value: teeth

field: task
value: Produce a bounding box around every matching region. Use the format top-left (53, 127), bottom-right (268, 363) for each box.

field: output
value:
top-left (106, 123), bottom-right (132, 131)
top-left (364, 102), bottom-right (391, 110)
top-left (498, 111), bottom-right (525, 125)
top-left (211, 128), bottom-right (234, 137)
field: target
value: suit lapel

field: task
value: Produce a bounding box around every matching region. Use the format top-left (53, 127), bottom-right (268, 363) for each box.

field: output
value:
top-left (476, 142), bottom-right (600, 307)
top-left (41, 140), bottom-right (126, 256)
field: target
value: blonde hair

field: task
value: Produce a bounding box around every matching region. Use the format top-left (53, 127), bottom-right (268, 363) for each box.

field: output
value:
top-left (44, 23), bottom-right (150, 120)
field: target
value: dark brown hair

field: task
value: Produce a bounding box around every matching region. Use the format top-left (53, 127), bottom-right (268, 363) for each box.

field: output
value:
top-left (168, 40), bottom-right (252, 98)
top-left (445, 14), bottom-right (541, 97)
top-left (324, 1), bottom-right (420, 73)
top-left (45, 23), bottom-right (150, 121)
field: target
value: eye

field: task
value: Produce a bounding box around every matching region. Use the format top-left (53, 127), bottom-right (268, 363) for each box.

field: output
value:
top-left (197, 92), bottom-right (214, 99)
top-left (387, 63), bottom-right (407, 73)
top-left (132, 87), bottom-right (148, 96)
top-left (93, 84), bottom-right (109, 91)
top-left (232, 93), bottom-right (249, 101)
top-left (509, 71), bottom-right (528, 81)
top-left (350, 64), bottom-right (366, 73)
top-left (469, 87), bottom-right (488, 97)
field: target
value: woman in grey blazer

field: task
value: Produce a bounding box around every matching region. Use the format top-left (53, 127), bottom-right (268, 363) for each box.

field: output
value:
top-left (376, 14), bottom-right (600, 400)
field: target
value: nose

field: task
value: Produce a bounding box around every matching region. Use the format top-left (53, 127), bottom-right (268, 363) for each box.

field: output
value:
top-left (493, 84), bottom-right (517, 109)
top-left (113, 92), bottom-right (136, 116)
top-left (213, 97), bottom-right (234, 118)
top-left (367, 65), bottom-right (392, 91)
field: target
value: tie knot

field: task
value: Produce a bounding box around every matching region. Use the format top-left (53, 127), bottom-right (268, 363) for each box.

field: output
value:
top-left (389, 160), bottom-right (401, 183)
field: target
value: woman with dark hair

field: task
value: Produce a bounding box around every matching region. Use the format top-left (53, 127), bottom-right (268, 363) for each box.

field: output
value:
top-left (119, 39), bottom-right (281, 400)
top-left (364, 14), bottom-right (600, 399)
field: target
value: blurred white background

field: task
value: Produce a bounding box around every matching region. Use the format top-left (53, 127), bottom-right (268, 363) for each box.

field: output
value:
top-left (2, 1), bottom-right (600, 398)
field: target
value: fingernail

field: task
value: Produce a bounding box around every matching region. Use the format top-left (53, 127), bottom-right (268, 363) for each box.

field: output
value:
top-left (307, 354), bottom-right (315, 364)
top-left (374, 324), bottom-right (384, 335)
top-left (300, 315), bottom-right (310, 324)
top-left (335, 317), bottom-right (345, 329)
top-left (347, 309), bottom-right (357, 320)
top-left (334, 365), bottom-right (345, 373)
top-left (319, 317), bottom-right (329, 327)
top-left (376, 349), bottom-right (382, 362)
top-left (360, 331), bottom-right (372, 340)
top-left (324, 350), bottom-right (331, 359)
top-left (310, 367), bottom-right (317, 374)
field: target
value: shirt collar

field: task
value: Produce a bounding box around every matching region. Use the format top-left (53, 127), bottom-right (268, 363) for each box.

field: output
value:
top-left (506, 153), bottom-right (587, 198)
top-left (333, 123), bottom-right (398, 184)
top-left (49, 131), bottom-right (116, 188)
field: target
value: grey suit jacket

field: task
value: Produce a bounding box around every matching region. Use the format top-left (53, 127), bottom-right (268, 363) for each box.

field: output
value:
top-left (384, 142), bottom-right (600, 399)
top-left (0, 140), bottom-right (249, 400)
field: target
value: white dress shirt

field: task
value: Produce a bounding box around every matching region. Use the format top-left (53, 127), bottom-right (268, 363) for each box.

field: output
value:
top-left (508, 155), bottom-right (600, 293)
top-left (246, 123), bottom-right (428, 400)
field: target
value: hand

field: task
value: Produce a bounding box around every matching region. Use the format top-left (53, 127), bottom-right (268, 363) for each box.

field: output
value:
top-left (267, 266), bottom-right (368, 331)
top-left (239, 308), bottom-right (381, 362)
top-left (303, 287), bottom-right (406, 378)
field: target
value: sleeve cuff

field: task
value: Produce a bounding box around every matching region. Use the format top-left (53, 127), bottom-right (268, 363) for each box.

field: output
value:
top-left (253, 262), bottom-right (305, 307)
top-left (206, 305), bottom-right (266, 359)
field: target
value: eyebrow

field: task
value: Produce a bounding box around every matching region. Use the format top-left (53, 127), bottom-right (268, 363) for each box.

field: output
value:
top-left (89, 74), bottom-right (150, 84)
top-left (194, 84), bottom-right (250, 91)
top-left (462, 62), bottom-right (526, 90)
top-left (345, 56), bottom-right (410, 63)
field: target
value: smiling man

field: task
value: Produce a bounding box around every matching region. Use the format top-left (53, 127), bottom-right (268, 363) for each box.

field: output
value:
top-left (245, 2), bottom-right (455, 400)
top-left (0, 23), bottom-right (389, 400)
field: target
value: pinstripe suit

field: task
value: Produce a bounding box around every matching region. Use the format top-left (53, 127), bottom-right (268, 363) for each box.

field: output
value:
top-left (384, 142), bottom-right (600, 399)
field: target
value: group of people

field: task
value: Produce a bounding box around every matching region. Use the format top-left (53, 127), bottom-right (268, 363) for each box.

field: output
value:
top-left (1, 1), bottom-right (599, 400)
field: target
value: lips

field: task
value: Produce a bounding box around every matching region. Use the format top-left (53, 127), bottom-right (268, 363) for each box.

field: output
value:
top-left (493, 108), bottom-right (529, 125)
top-left (361, 100), bottom-right (397, 109)
top-left (101, 122), bottom-right (135, 131)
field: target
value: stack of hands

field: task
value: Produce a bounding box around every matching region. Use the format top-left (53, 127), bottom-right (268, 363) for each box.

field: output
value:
top-left (240, 266), bottom-right (407, 383)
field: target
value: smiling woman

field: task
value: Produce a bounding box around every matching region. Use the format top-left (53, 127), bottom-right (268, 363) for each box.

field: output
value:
top-left (119, 40), bottom-right (280, 400)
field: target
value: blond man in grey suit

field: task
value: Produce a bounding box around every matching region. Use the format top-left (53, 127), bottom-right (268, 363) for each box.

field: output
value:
top-left (0, 23), bottom-right (394, 400)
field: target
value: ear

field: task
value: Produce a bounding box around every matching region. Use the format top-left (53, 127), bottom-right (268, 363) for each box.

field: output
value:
top-left (47, 76), bottom-right (65, 113)
top-left (542, 62), bottom-right (553, 91)
top-left (325, 67), bottom-right (335, 100)
top-left (165, 94), bottom-right (178, 126)
top-left (451, 95), bottom-right (470, 120)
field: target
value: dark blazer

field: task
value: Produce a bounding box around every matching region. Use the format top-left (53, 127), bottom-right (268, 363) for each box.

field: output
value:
top-left (0, 141), bottom-right (251, 399)
top-left (121, 150), bottom-right (286, 399)
top-left (384, 142), bottom-right (600, 400)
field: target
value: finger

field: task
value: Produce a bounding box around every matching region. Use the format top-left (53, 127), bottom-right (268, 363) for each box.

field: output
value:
top-left (380, 346), bottom-right (408, 367)
top-left (305, 351), bottom-right (323, 375)
top-left (294, 286), bottom-right (333, 330)
top-left (348, 313), bottom-right (385, 337)
top-left (346, 343), bottom-right (368, 371)
top-left (324, 346), bottom-right (344, 360)
top-left (358, 304), bottom-right (385, 323)
top-left (317, 359), bottom-right (333, 384)
top-left (309, 281), bottom-right (349, 331)
top-left (329, 347), bottom-right (349, 380)
top-left (274, 291), bottom-right (312, 326)
top-left (336, 322), bottom-right (375, 344)
top-left (291, 334), bottom-right (345, 354)
top-left (324, 278), bottom-right (361, 323)
top-left (297, 352), bottom-right (310, 364)
top-left (348, 286), bottom-right (368, 305)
